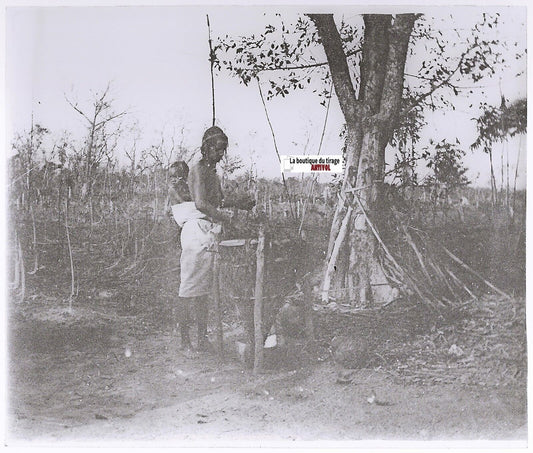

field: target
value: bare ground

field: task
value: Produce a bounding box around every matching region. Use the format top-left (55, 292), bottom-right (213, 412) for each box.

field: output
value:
top-left (7, 291), bottom-right (527, 445)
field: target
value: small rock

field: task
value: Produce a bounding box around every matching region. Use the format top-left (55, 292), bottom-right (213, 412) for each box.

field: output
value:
top-left (448, 344), bottom-right (464, 357)
top-left (264, 334), bottom-right (277, 348)
top-left (336, 369), bottom-right (356, 384)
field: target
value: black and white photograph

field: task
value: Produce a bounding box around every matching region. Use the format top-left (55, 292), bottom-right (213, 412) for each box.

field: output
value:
top-left (4, 1), bottom-right (528, 447)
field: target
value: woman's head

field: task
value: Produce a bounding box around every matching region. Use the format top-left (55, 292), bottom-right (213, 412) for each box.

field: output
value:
top-left (201, 126), bottom-right (228, 163)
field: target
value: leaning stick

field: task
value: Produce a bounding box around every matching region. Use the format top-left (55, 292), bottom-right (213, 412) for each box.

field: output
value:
top-left (353, 193), bottom-right (402, 272)
top-left (442, 247), bottom-right (511, 299)
top-left (325, 194), bottom-right (345, 261)
top-left (446, 268), bottom-right (477, 300)
top-left (430, 258), bottom-right (461, 301)
top-left (408, 225), bottom-right (461, 299)
top-left (253, 226), bottom-right (266, 375)
top-left (380, 259), bottom-right (404, 287)
top-left (322, 206), bottom-right (352, 302)
top-left (354, 195), bottom-right (441, 309)
top-left (402, 225), bottom-right (433, 283)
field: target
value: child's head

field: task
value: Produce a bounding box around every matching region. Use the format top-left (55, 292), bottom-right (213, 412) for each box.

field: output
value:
top-left (170, 160), bottom-right (189, 180)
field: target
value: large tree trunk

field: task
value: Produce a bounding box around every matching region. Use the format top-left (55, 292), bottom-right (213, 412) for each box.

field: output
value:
top-left (309, 13), bottom-right (416, 306)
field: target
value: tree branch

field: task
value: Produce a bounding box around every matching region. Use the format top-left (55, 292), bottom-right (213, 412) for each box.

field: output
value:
top-left (65, 95), bottom-right (93, 124)
top-left (380, 14), bottom-right (417, 128)
top-left (94, 111), bottom-right (128, 129)
top-left (256, 48), bottom-right (361, 73)
top-left (360, 15), bottom-right (391, 113)
top-left (402, 44), bottom-right (474, 117)
top-left (307, 14), bottom-right (358, 124)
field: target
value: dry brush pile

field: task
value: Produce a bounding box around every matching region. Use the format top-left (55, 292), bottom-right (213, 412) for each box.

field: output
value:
top-left (369, 186), bottom-right (524, 311)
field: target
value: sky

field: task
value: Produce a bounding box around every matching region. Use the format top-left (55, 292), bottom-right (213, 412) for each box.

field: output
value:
top-left (4, 3), bottom-right (528, 188)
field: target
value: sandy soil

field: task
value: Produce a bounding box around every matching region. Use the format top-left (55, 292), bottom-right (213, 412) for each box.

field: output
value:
top-left (7, 298), bottom-right (527, 447)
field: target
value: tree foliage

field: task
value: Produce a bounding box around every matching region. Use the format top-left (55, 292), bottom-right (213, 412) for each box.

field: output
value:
top-left (216, 14), bottom-right (357, 103)
top-left (424, 139), bottom-right (470, 187)
top-left (216, 12), bottom-right (520, 148)
top-left (471, 97), bottom-right (527, 152)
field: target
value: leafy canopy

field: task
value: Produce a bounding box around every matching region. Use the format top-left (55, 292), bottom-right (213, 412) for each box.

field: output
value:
top-left (471, 97), bottom-right (527, 152)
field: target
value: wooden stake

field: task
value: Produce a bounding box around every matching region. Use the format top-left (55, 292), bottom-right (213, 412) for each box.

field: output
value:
top-left (29, 205), bottom-right (39, 274)
top-left (303, 273), bottom-right (315, 340)
top-left (256, 77), bottom-right (295, 220)
top-left (65, 199), bottom-right (75, 313)
top-left (512, 134), bottom-right (522, 219)
top-left (17, 233), bottom-right (25, 303)
top-left (253, 226), bottom-right (265, 374)
top-left (212, 249), bottom-right (224, 359)
top-left (12, 230), bottom-right (20, 289)
top-left (206, 14), bottom-right (216, 126)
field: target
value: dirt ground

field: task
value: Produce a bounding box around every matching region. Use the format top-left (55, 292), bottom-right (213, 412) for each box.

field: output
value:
top-left (6, 289), bottom-right (527, 446)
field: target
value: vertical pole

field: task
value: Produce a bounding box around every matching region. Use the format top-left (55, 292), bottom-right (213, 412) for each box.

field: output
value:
top-left (65, 199), bottom-right (74, 313)
top-left (506, 140), bottom-right (510, 213)
top-left (206, 15), bottom-right (216, 127)
top-left (253, 226), bottom-right (265, 374)
top-left (12, 230), bottom-right (20, 288)
top-left (17, 233), bottom-right (26, 304)
top-left (303, 273), bottom-right (314, 340)
top-left (512, 134), bottom-right (522, 220)
top-left (213, 249), bottom-right (224, 359)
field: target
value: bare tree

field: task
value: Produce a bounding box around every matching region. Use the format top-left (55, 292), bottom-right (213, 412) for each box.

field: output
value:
top-left (11, 121), bottom-right (50, 210)
top-left (65, 84), bottom-right (128, 249)
top-left (65, 83), bottom-right (128, 199)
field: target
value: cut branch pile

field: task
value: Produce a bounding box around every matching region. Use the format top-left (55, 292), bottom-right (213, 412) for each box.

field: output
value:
top-left (375, 207), bottom-right (510, 310)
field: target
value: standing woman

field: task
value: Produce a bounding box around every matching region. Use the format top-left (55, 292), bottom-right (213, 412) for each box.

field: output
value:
top-left (177, 126), bottom-right (231, 351)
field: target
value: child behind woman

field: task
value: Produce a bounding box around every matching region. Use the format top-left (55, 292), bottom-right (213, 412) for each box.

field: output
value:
top-left (167, 160), bottom-right (206, 227)
top-left (168, 160), bottom-right (192, 204)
